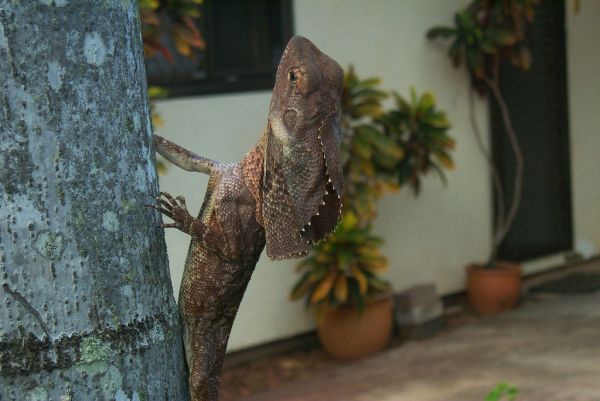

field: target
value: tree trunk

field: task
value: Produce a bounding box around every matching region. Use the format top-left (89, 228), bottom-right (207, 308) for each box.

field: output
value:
top-left (0, 2), bottom-right (188, 400)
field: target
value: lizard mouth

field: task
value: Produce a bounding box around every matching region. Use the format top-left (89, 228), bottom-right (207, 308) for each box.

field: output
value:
top-left (300, 179), bottom-right (341, 243)
top-left (299, 109), bottom-right (342, 244)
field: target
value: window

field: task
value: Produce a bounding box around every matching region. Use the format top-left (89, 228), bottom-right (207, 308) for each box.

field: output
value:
top-left (145, 0), bottom-right (294, 97)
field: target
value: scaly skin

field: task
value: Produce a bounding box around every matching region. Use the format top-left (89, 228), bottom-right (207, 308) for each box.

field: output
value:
top-left (151, 36), bottom-right (344, 401)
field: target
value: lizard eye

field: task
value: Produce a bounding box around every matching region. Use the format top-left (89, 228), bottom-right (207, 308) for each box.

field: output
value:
top-left (288, 70), bottom-right (299, 84)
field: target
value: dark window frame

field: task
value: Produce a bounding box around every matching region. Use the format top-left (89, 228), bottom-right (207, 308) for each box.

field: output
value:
top-left (146, 0), bottom-right (294, 98)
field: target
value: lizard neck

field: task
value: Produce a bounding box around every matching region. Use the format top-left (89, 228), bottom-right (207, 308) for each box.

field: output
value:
top-left (240, 134), bottom-right (266, 227)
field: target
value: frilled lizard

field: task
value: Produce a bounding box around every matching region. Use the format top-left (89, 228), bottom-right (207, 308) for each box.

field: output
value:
top-left (150, 36), bottom-right (344, 401)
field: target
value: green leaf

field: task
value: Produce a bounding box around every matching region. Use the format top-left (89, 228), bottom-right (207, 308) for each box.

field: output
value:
top-left (148, 86), bottom-right (168, 99)
top-left (334, 274), bottom-right (348, 303)
top-left (368, 276), bottom-right (391, 292)
top-left (370, 135), bottom-right (404, 159)
top-left (337, 250), bottom-right (354, 270)
top-left (426, 112), bottom-right (451, 129)
top-left (351, 267), bottom-right (368, 295)
top-left (392, 92), bottom-right (411, 113)
top-left (466, 48), bottom-right (484, 77)
top-left (486, 28), bottom-right (517, 47)
top-left (139, 0), bottom-right (159, 11)
top-left (455, 10), bottom-right (475, 31)
top-left (350, 88), bottom-right (388, 101)
top-left (518, 45), bottom-right (532, 70)
top-left (427, 26), bottom-right (457, 40)
top-left (353, 77), bottom-right (381, 90)
top-left (430, 163), bottom-right (448, 187)
top-left (311, 270), bottom-right (337, 303)
top-left (352, 138), bottom-right (373, 159)
top-left (339, 212), bottom-right (359, 231)
top-left (348, 280), bottom-right (365, 313)
top-left (485, 383), bottom-right (518, 401)
top-left (417, 92), bottom-right (436, 115)
top-left (344, 65), bottom-right (359, 88)
top-left (410, 87), bottom-right (418, 109)
top-left (374, 154), bottom-right (400, 170)
top-left (479, 39), bottom-right (497, 54)
top-left (448, 39), bottom-right (463, 67)
top-left (354, 124), bottom-right (383, 141)
top-left (289, 272), bottom-right (312, 301)
top-left (351, 101), bottom-right (384, 119)
top-left (308, 267), bottom-right (327, 283)
top-left (295, 256), bottom-right (316, 272)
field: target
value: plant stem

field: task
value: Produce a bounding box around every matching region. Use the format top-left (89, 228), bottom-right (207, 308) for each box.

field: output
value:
top-left (468, 88), bottom-right (506, 266)
top-left (482, 74), bottom-right (524, 263)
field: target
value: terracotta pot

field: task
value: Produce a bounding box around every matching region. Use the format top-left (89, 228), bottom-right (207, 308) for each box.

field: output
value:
top-left (317, 296), bottom-right (393, 360)
top-left (467, 261), bottom-right (522, 315)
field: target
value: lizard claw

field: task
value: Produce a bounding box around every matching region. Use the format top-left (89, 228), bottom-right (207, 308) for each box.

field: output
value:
top-left (150, 192), bottom-right (193, 232)
top-left (155, 196), bottom-right (174, 211)
top-left (160, 191), bottom-right (177, 204)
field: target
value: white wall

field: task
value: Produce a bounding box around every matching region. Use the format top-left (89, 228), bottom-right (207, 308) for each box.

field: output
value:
top-left (155, 0), bottom-right (600, 351)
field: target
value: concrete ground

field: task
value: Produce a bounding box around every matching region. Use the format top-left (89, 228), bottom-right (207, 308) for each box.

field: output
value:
top-left (243, 267), bottom-right (600, 401)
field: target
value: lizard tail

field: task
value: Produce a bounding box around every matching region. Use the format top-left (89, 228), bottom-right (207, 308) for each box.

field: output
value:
top-left (182, 317), bottom-right (232, 401)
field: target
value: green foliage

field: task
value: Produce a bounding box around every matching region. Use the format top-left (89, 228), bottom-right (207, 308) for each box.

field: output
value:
top-left (427, 0), bottom-right (538, 92)
top-left (140, 0), bottom-right (205, 62)
top-left (382, 88), bottom-right (455, 195)
top-left (427, 0), bottom-right (534, 265)
top-left (148, 86), bottom-right (169, 128)
top-left (341, 67), bottom-right (395, 222)
top-left (140, 2), bottom-right (205, 175)
top-left (148, 83), bottom-right (170, 176)
top-left (291, 212), bottom-right (391, 315)
top-left (342, 68), bottom-right (455, 222)
top-left (485, 383), bottom-right (518, 401)
top-left (291, 68), bottom-right (455, 314)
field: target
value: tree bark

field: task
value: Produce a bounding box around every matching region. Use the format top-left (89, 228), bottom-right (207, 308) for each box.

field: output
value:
top-left (0, 1), bottom-right (188, 400)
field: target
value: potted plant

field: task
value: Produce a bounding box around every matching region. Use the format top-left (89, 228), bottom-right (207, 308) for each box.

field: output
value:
top-left (428, 0), bottom-right (538, 314)
top-left (290, 68), bottom-right (455, 359)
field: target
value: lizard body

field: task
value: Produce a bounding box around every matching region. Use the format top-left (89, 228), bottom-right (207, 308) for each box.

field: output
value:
top-left (152, 36), bottom-right (343, 401)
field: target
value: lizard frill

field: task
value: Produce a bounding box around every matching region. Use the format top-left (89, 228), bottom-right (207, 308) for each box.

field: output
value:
top-left (262, 37), bottom-right (344, 260)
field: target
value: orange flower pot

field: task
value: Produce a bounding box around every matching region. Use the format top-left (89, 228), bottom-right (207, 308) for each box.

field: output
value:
top-left (467, 262), bottom-right (522, 315)
top-left (317, 296), bottom-right (393, 360)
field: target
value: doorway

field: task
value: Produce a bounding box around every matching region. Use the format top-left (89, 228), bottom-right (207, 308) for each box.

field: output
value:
top-left (492, 0), bottom-right (573, 261)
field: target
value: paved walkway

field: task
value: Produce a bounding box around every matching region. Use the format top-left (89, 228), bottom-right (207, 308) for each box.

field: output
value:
top-left (244, 291), bottom-right (600, 401)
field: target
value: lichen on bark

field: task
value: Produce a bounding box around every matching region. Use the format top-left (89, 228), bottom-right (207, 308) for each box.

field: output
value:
top-left (0, 1), bottom-right (188, 400)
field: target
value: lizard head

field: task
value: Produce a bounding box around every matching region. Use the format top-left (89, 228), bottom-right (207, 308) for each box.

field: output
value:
top-left (262, 36), bottom-right (344, 260)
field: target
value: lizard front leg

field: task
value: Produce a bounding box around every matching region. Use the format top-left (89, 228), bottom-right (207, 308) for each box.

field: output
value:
top-left (150, 192), bottom-right (229, 263)
top-left (151, 192), bottom-right (203, 237)
top-left (154, 135), bottom-right (217, 175)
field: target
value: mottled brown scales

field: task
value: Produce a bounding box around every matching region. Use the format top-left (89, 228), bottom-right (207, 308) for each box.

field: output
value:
top-left (241, 142), bottom-right (265, 226)
top-left (151, 36), bottom-right (344, 401)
